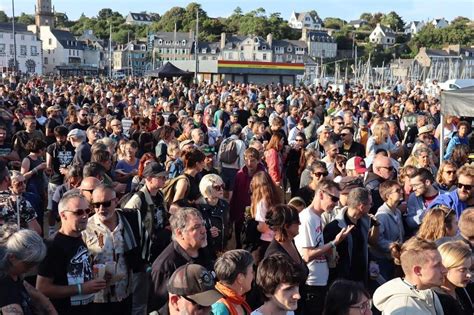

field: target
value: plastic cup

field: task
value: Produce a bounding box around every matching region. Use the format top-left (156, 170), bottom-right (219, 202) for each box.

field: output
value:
top-left (93, 264), bottom-right (106, 279)
top-left (105, 261), bottom-right (116, 276)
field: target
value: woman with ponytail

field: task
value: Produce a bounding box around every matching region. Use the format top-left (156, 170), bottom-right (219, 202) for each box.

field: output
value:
top-left (212, 249), bottom-right (254, 315)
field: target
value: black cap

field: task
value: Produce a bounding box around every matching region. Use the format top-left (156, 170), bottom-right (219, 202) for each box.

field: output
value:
top-left (167, 264), bottom-right (222, 307)
top-left (142, 162), bottom-right (167, 178)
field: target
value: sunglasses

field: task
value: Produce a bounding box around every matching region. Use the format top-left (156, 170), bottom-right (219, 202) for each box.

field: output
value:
top-left (314, 171), bottom-right (328, 177)
top-left (322, 190), bottom-right (340, 203)
top-left (64, 208), bottom-right (91, 216)
top-left (91, 200), bottom-right (113, 208)
top-left (295, 139), bottom-right (304, 142)
top-left (458, 183), bottom-right (472, 190)
top-left (340, 133), bottom-right (351, 136)
top-left (182, 296), bottom-right (207, 310)
top-left (213, 184), bottom-right (224, 191)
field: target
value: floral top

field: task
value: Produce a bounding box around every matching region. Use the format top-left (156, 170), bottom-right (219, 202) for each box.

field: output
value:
top-left (0, 191), bottom-right (37, 227)
top-left (82, 213), bottom-right (131, 303)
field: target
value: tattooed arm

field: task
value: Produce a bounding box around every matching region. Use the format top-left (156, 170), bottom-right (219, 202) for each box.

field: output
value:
top-left (23, 281), bottom-right (58, 315)
top-left (1, 304), bottom-right (23, 315)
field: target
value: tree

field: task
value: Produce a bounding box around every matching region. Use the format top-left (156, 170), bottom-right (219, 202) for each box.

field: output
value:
top-left (323, 17), bottom-right (345, 29)
top-left (0, 11), bottom-right (8, 23)
top-left (381, 11), bottom-right (404, 32)
top-left (17, 13), bottom-right (34, 25)
top-left (360, 13), bottom-right (372, 22)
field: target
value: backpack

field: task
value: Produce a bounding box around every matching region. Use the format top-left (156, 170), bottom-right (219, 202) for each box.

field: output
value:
top-left (240, 206), bottom-right (261, 252)
top-left (219, 138), bottom-right (239, 164)
top-left (160, 174), bottom-right (190, 207)
top-left (119, 190), bottom-right (147, 218)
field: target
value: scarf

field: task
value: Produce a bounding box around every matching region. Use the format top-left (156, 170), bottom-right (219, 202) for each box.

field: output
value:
top-left (215, 281), bottom-right (252, 315)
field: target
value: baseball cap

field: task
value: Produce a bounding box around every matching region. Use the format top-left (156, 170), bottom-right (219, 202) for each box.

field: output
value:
top-left (142, 162), bottom-right (168, 178)
top-left (179, 139), bottom-right (195, 151)
top-left (167, 264), bottom-right (222, 307)
top-left (257, 104), bottom-right (266, 110)
top-left (316, 125), bottom-right (332, 136)
top-left (346, 156), bottom-right (367, 174)
top-left (202, 145), bottom-right (215, 156)
top-left (339, 176), bottom-right (364, 194)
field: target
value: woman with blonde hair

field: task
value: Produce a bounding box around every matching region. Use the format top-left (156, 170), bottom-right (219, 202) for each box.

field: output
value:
top-left (366, 121), bottom-right (399, 157)
top-left (435, 241), bottom-right (473, 314)
top-left (417, 205), bottom-right (458, 242)
top-left (196, 174), bottom-right (230, 257)
top-left (250, 171), bottom-right (282, 261)
top-left (436, 161), bottom-right (458, 191)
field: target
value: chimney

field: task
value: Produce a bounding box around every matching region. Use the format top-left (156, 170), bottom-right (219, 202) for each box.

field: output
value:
top-left (266, 33), bottom-right (273, 48)
top-left (301, 27), bottom-right (308, 41)
top-left (220, 32), bottom-right (226, 50)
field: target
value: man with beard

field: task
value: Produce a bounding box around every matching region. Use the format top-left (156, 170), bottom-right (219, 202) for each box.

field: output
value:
top-left (69, 108), bottom-right (90, 131)
top-left (406, 168), bottom-right (443, 235)
top-left (150, 207), bottom-right (213, 314)
top-left (365, 155), bottom-right (395, 214)
top-left (430, 164), bottom-right (474, 219)
top-left (37, 193), bottom-right (107, 315)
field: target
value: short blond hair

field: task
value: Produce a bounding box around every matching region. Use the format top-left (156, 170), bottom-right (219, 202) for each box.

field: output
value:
top-left (459, 208), bottom-right (474, 239)
top-left (438, 241), bottom-right (472, 269)
top-left (199, 174), bottom-right (224, 199)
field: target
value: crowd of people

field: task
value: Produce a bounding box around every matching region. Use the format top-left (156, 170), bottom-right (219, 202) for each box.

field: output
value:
top-left (0, 74), bottom-right (473, 315)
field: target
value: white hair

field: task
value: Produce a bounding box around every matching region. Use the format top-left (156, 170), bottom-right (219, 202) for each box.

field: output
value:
top-left (199, 174), bottom-right (224, 199)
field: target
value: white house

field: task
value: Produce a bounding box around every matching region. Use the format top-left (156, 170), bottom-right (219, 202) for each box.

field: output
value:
top-left (0, 23), bottom-right (43, 75)
top-left (125, 12), bottom-right (153, 26)
top-left (369, 23), bottom-right (396, 48)
top-left (302, 29), bottom-right (337, 59)
top-left (431, 18), bottom-right (449, 29)
top-left (288, 11), bottom-right (322, 30)
top-left (404, 21), bottom-right (425, 35)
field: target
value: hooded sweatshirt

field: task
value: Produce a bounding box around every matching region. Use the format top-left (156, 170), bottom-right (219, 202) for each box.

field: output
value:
top-left (373, 278), bottom-right (444, 315)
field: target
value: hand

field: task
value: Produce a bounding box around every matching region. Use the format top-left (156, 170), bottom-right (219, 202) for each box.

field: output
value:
top-left (59, 167), bottom-right (68, 175)
top-left (334, 225), bottom-right (355, 245)
top-left (368, 214), bottom-right (379, 227)
top-left (210, 226), bottom-right (220, 238)
top-left (81, 279), bottom-right (107, 294)
top-left (104, 272), bottom-right (113, 283)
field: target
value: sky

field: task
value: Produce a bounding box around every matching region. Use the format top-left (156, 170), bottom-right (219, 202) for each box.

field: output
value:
top-left (1, 0), bottom-right (473, 23)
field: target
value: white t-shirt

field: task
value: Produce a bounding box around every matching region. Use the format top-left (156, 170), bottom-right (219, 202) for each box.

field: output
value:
top-left (294, 206), bottom-right (329, 286)
top-left (255, 200), bottom-right (274, 242)
top-left (251, 310), bottom-right (294, 315)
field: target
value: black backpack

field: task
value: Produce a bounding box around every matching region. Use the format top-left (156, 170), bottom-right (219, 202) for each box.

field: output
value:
top-left (219, 138), bottom-right (239, 164)
top-left (240, 207), bottom-right (261, 252)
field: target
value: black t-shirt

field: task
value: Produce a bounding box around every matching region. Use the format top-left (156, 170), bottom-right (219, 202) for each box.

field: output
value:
top-left (47, 142), bottom-right (75, 184)
top-left (340, 141), bottom-right (366, 159)
top-left (0, 143), bottom-right (12, 158)
top-left (184, 173), bottom-right (201, 202)
top-left (68, 123), bottom-right (89, 131)
top-left (0, 276), bottom-right (34, 315)
top-left (255, 115), bottom-right (269, 127)
top-left (236, 109), bottom-right (251, 127)
top-left (38, 233), bottom-right (94, 315)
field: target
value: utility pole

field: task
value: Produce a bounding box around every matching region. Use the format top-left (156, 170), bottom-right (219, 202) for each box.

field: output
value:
top-left (194, 9), bottom-right (199, 83)
top-left (11, 0), bottom-right (17, 73)
top-left (108, 22), bottom-right (112, 78)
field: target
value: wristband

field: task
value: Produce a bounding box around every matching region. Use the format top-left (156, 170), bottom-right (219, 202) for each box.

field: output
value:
top-left (77, 283), bottom-right (82, 295)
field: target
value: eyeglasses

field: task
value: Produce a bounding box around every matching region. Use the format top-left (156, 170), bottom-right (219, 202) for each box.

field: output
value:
top-left (213, 184), bottom-right (224, 191)
top-left (314, 171), bottom-right (329, 177)
top-left (322, 190), bottom-right (339, 203)
top-left (64, 208), bottom-right (91, 216)
top-left (349, 299), bottom-right (372, 314)
top-left (458, 183), bottom-right (472, 190)
top-left (91, 200), bottom-right (113, 208)
top-left (182, 296), bottom-right (208, 310)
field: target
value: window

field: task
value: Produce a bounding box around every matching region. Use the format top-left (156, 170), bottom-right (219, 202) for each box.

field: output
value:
top-left (9, 44), bottom-right (14, 55)
top-left (21, 35), bottom-right (25, 40)
top-left (0, 44), bottom-right (4, 54)
top-left (44, 57), bottom-right (48, 64)
top-left (228, 52), bottom-right (233, 59)
top-left (262, 45), bottom-right (266, 50)
top-left (0, 34), bottom-right (3, 38)
top-left (253, 53), bottom-right (256, 60)
top-left (202, 48), bottom-right (207, 54)
top-left (20, 45), bottom-right (27, 56)
top-left (48, 38), bottom-right (52, 45)
top-left (263, 53), bottom-right (267, 60)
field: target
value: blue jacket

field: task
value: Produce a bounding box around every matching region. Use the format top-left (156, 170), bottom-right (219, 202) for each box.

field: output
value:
top-left (444, 135), bottom-right (468, 160)
top-left (429, 189), bottom-right (467, 219)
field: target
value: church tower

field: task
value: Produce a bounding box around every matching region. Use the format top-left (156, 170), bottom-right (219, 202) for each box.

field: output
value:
top-left (35, 0), bottom-right (54, 27)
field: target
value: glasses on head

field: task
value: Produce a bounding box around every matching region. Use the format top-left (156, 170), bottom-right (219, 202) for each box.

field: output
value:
top-left (458, 183), bottom-right (472, 191)
top-left (322, 190), bottom-right (339, 203)
top-left (64, 208), bottom-right (91, 216)
top-left (349, 299), bottom-right (372, 314)
top-left (314, 171), bottom-right (329, 177)
top-left (213, 184), bottom-right (224, 191)
top-left (91, 200), bottom-right (113, 209)
top-left (181, 296), bottom-right (208, 310)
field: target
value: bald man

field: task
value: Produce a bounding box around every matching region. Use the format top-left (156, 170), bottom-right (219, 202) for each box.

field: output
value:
top-left (365, 154), bottom-right (395, 214)
top-left (80, 176), bottom-right (101, 204)
top-left (110, 119), bottom-right (127, 143)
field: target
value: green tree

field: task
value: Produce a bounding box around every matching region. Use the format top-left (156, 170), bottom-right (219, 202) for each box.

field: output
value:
top-left (381, 11), bottom-right (404, 32)
top-left (323, 17), bottom-right (345, 29)
top-left (360, 13), bottom-right (372, 22)
top-left (0, 11), bottom-right (8, 23)
top-left (17, 13), bottom-right (34, 25)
